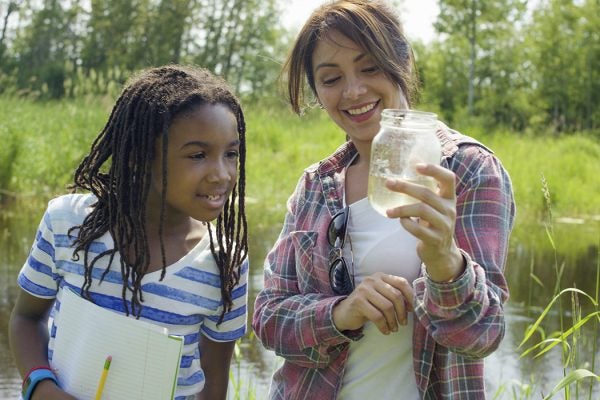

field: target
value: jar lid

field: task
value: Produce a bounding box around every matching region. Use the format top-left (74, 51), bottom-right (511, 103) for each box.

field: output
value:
top-left (381, 109), bottom-right (437, 129)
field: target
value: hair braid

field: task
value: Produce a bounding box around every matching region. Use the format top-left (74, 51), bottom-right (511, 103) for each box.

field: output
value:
top-left (68, 65), bottom-right (248, 319)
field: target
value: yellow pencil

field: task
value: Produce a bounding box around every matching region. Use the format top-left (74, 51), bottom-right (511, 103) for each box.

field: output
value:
top-left (94, 355), bottom-right (112, 400)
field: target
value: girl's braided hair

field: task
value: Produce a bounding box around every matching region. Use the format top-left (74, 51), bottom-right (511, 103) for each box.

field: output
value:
top-left (69, 64), bottom-right (248, 322)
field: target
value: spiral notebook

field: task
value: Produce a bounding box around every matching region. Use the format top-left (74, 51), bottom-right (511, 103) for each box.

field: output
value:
top-left (51, 288), bottom-right (183, 400)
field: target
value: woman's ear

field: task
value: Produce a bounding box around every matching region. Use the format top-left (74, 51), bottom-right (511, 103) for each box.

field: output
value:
top-left (312, 96), bottom-right (324, 109)
top-left (399, 88), bottom-right (409, 109)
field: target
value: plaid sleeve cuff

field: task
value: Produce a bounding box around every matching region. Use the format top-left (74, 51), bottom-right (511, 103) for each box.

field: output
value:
top-left (328, 296), bottom-right (364, 342)
top-left (419, 249), bottom-right (476, 309)
top-left (303, 296), bottom-right (362, 347)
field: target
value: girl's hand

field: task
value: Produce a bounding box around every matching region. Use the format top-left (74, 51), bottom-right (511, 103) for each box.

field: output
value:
top-left (32, 380), bottom-right (79, 400)
top-left (385, 163), bottom-right (465, 282)
top-left (332, 272), bottom-right (413, 335)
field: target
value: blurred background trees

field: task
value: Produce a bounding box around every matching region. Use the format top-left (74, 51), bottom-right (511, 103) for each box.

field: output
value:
top-left (0, 0), bottom-right (598, 135)
top-left (0, 0), bottom-right (288, 100)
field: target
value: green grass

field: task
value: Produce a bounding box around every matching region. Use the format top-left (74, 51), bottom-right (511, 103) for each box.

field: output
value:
top-left (483, 132), bottom-right (600, 219)
top-left (0, 97), bottom-right (110, 199)
top-left (243, 104), bottom-right (344, 241)
top-left (2, 94), bottom-right (598, 278)
top-left (3, 96), bottom-right (599, 218)
top-left (3, 95), bottom-right (598, 262)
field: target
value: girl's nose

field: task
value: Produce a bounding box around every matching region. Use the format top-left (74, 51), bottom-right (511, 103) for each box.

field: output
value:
top-left (206, 159), bottom-right (232, 183)
top-left (342, 77), bottom-right (367, 100)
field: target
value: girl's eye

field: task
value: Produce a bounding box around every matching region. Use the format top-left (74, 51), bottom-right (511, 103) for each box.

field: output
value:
top-left (226, 150), bottom-right (240, 159)
top-left (189, 152), bottom-right (206, 160)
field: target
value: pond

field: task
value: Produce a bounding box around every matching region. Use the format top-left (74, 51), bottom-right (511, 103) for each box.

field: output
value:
top-left (1, 198), bottom-right (598, 399)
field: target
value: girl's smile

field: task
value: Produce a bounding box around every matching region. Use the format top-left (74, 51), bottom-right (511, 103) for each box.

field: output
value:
top-left (198, 192), bottom-right (229, 211)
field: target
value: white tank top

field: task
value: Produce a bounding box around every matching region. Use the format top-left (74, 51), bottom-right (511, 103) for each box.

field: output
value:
top-left (337, 198), bottom-right (421, 400)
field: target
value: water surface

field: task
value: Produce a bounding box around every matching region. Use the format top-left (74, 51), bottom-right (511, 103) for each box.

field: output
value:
top-left (1, 200), bottom-right (598, 399)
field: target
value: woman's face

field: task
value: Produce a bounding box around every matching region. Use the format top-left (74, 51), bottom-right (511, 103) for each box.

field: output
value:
top-left (312, 30), bottom-right (407, 146)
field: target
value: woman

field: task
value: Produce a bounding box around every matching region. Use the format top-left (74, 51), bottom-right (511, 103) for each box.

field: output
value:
top-left (252, 1), bottom-right (516, 399)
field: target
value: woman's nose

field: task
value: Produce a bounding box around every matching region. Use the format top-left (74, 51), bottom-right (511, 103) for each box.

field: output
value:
top-left (342, 77), bottom-right (367, 100)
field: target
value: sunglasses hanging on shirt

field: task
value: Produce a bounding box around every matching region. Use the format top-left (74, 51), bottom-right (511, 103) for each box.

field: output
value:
top-left (327, 207), bottom-right (355, 295)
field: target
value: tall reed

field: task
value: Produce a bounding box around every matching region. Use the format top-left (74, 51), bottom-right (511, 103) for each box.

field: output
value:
top-left (517, 178), bottom-right (600, 399)
top-left (229, 340), bottom-right (257, 400)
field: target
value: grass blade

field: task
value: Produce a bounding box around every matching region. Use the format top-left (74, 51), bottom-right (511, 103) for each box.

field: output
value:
top-left (542, 369), bottom-right (600, 400)
top-left (519, 288), bottom-right (598, 349)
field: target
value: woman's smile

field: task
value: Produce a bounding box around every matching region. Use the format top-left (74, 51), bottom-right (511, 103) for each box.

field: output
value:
top-left (343, 100), bottom-right (380, 123)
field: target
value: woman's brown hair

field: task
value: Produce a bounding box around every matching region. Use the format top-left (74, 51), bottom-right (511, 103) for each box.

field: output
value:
top-left (283, 0), bottom-right (418, 114)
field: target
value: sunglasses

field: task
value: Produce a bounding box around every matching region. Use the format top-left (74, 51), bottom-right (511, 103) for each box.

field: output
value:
top-left (327, 207), bottom-right (354, 295)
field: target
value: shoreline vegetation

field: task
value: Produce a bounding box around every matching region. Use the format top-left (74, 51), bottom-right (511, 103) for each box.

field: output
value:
top-left (1, 94), bottom-right (598, 303)
top-left (1, 96), bottom-right (599, 398)
top-left (1, 95), bottom-right (598, 252)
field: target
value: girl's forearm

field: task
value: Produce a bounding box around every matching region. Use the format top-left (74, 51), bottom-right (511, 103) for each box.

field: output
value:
top-left (8, 312), bottom-right (51, 375)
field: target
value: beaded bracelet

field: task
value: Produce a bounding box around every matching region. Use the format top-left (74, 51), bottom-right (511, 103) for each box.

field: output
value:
top-left (22, 366), bottom-right (58, 400)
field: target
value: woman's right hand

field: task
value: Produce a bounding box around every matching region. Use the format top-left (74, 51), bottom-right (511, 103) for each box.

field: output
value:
top-left (32, 380), bottom-right (79, 400)
top-left (332, 272), bottom-right (414, 335)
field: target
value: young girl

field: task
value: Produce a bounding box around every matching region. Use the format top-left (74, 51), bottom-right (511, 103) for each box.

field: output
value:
top-left (9, 65), bottom-right (249, 400)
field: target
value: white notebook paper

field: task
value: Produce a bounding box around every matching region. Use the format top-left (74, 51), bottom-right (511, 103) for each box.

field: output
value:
top-left (51, 288), bottom-right (183, 400)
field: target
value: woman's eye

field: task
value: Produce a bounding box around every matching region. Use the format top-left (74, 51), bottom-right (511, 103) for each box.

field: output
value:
top-left (321, 76), bottom-right (340, 86)
top-left (363, 65), bottom-right (379, 74)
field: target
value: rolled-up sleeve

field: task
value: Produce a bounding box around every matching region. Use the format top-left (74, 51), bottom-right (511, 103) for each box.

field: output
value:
top-left (413, 144), bottom-right (515, 358)
top-left (252, 176), bottom-right (354, 369)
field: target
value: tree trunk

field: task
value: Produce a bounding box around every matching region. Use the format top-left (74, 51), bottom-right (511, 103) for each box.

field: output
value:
top-left (221, 0), bottom-right (243, 78)
top-left (468, 0), bottom-right (476, 115)
top-left (0, 1), bottom-right (18, 48)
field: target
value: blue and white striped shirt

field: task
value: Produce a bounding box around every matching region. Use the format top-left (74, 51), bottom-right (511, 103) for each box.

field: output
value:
top-left (18, 193), bottom-right (248, 399)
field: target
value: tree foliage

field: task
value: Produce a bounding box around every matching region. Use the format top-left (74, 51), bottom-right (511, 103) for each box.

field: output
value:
top-left (0, 0), bottom-right (286, 98)
top-left (0, 0), bottom-right (598, 134)
top-left (526, 0), bottom-right (600, 132)
top-left (429, 0), bottom-right (527, 120)
top-left (420, 0), bottom-right (599, 134)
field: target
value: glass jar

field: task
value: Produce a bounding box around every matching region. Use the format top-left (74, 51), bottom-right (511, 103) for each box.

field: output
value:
top-left (367, 109), bottom-right (441, 216)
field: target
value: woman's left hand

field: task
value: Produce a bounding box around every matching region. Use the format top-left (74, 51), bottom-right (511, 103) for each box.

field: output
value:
top-left (385, 163), bottom-right (465, 282)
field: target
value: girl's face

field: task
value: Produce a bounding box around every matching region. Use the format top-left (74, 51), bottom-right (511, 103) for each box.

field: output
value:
top-left (149, 103), bottom-right (240, 225)
top-left (312, 30), bottom-right (407, 146)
